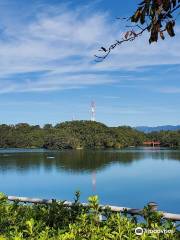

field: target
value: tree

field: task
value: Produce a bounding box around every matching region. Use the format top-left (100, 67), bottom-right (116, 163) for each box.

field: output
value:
top-left (43, 124), bottom-right (53, 130)
top-left (95, 0), bottom-right (180, 61)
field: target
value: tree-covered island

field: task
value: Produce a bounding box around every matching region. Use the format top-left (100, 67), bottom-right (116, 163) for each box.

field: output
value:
top-left (0, 121), bottom-right (179, 150)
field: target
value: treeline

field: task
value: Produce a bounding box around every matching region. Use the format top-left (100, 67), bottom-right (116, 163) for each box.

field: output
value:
top-left (0, 121), bottom-right (179, 149)
top-left (147, 130), bottom-right (180, 148)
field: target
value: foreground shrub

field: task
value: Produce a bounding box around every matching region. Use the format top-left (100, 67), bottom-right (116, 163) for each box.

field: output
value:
top-left (0, 192), bottom-right (179, 239)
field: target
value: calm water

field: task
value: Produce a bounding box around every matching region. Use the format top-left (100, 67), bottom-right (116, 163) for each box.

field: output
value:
top-left (0, 148), bottom-right (180, 213)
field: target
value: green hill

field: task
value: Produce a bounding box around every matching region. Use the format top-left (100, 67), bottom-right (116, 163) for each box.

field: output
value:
top-left (0, 121), bottom-right (144, 149)
top-left (0, 121), bottom-right (179, 149)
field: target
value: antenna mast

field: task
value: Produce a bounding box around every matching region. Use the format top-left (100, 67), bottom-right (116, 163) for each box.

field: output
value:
top-left (91, 101), bottom-right (95, 121)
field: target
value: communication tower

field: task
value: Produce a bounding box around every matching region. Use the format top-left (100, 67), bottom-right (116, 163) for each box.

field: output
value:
top-left (91, 101), bottom-right (96, 121)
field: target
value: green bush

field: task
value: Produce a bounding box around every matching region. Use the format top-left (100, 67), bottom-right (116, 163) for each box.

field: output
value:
top-left (0, 192), bottom-right (179, 239)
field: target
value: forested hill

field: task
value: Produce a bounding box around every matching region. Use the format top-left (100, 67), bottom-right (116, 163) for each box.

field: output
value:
top-left (0, 121), bottom-right (179, 149)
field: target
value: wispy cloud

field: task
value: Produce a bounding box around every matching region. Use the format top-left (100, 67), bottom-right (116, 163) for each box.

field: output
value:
top-left (0, 2), bottom-right (179, 94)
top-left (157, 87), bottom-right (180, 94)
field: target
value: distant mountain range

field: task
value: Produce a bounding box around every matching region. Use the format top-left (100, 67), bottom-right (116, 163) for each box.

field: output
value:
top-left (135, 125), bottom-right (180, 133)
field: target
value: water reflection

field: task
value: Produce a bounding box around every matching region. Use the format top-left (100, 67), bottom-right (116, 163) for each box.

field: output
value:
top-left (0, 148), bottom-right (180, 213)
top-left (0, 148), bottom-right (179, 173)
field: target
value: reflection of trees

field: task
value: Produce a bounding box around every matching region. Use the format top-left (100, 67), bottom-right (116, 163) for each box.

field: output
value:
top-left (150, 150), bottom-right (180, 161)
top-left (0, 149), bottom-right (179, 174)
top-left (54, 150), bottom-right (144, 173)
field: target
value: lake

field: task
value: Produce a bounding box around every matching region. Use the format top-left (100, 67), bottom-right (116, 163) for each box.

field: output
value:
top-left (0, 147), bottom-right (180, 213)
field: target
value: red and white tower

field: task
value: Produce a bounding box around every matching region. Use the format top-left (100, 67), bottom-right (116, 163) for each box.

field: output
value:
top-left (91, 101), bottom-right (96, 121)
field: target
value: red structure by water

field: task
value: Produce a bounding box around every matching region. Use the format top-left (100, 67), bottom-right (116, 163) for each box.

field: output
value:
top-left (143, 141), bottom-right (160, 147)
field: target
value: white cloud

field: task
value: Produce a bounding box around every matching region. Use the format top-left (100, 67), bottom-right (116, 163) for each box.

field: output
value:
top-left (0, 2), bottom-right (179, 93)
top-left (157, 87), bottom-right (180, 94)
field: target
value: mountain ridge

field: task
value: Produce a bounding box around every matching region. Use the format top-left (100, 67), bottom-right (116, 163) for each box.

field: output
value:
top-left (135, 125), bottom-right (180, 133)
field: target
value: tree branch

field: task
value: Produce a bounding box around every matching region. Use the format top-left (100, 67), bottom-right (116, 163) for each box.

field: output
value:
top-left (95, 26), bottom-right (148, 62)
top-left (95, 1), bottom-right (180, 62)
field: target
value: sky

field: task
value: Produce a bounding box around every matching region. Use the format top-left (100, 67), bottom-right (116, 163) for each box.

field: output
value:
top-left (0, 0), bottom-right (179, 127)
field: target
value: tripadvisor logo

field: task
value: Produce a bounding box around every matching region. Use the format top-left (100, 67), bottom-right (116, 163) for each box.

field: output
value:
top-left (135, 227), bottom-right (143, 236)
top-left (135, 227), bottom-right (174, 235)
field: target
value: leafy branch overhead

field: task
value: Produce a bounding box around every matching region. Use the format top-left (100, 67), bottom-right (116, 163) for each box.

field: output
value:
top-left (95, 0), bottom-right (180, 61)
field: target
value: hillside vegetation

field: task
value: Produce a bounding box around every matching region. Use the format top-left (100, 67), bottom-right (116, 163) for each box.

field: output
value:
top-left (0, 121), bottom-right (179, 150)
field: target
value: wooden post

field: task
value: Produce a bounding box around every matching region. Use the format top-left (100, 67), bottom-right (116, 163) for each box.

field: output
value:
top-left (148, 202), bottom-right (158, 211)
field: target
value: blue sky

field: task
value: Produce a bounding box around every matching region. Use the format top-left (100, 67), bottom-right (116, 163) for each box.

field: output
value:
top-left (0, 0), bottom-right (179, 127)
